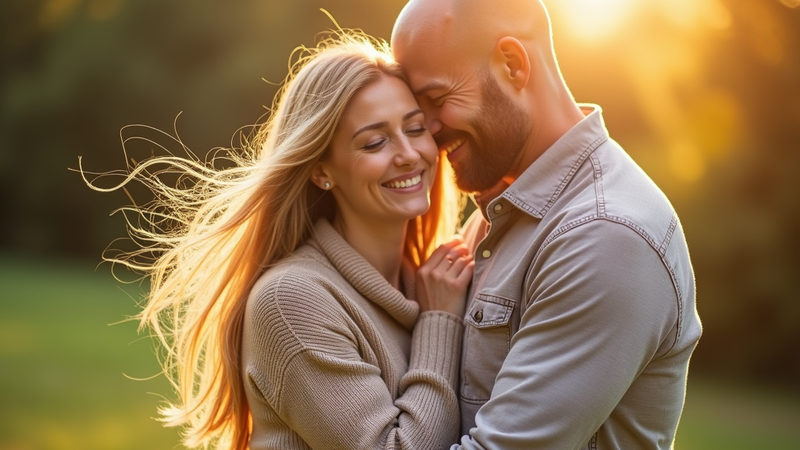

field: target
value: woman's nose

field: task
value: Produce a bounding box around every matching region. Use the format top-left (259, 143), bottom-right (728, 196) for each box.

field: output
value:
top-left (394, 137), bottom-right (422, 165)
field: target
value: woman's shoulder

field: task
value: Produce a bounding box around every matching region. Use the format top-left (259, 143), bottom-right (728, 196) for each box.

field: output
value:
top-left (242, 242), bottom-right (361, 363)
top-left (246, 243), bottom-right (350, 324)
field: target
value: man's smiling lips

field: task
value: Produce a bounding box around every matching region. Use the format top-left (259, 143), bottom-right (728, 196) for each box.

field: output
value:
top-left (442, 138), bottom-right (466, 154)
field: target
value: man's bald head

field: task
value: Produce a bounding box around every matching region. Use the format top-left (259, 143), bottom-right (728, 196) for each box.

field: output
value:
top-left (391, 0), bottom-right (583, 192)
top-left (392, 0), bottom-right (553, 69)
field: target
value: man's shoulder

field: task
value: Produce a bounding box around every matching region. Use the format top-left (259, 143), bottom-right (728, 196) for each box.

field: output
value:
top-left (583, 139), bottom-right (680, 248)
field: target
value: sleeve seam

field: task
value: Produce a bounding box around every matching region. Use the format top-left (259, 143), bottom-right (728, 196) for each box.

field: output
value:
top-left (530, 216), bottom-right (682, 353)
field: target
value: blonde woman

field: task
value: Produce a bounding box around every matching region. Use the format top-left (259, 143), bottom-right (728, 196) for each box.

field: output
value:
top-left (84, 32), bottom-right (470, 450)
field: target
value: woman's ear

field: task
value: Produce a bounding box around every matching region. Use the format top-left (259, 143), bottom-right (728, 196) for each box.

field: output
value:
top-left (310, 161), bottom-right (333, 190)
top-left (493, 36), bottom-right (530, 91)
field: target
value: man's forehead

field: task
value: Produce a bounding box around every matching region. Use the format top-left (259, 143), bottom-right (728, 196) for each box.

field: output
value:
top-left (392, 0), bottom-right (476, 93)
top-left (393, 24), bottom-right (450, 62)
top-left (394, 39), bottom-right (459, 91)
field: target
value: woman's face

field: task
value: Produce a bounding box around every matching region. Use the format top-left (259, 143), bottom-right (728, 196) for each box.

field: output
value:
top-left (318, 74), bottom-right (439, 228)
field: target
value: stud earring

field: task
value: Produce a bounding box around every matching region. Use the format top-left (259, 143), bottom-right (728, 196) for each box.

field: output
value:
top-left (324, 181), bottom-right (331, 190)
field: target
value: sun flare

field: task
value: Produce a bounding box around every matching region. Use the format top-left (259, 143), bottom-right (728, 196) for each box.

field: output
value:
top-left (559, 0), bottom-right (640, 40)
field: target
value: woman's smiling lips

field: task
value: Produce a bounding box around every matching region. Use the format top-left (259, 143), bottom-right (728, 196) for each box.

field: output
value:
top-left (382, 169), bottom-right (425, 191)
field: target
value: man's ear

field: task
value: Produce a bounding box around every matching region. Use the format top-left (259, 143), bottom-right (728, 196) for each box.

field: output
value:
top-left (310, 161), bottom-right (333, 190)
top-left (493, 36), bottom-right (530, 91)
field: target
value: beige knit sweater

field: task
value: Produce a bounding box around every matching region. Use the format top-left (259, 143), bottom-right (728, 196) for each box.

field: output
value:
top-left (241, 218), bottom-right (464, 450)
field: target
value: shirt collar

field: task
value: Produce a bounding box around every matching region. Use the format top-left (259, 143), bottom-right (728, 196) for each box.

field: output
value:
top-left (476, 104), bottom-right (610, 220)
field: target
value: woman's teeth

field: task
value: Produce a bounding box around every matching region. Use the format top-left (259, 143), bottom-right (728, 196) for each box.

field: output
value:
top-left (385, 174), bottom-right (422, 189)
top-left (444, 139), bottom-right (465, 154)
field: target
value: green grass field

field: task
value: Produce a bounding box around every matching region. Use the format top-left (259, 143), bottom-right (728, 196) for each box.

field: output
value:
top-left (1, 255), bottom-right (799, 450)
top-left (0, 255), bottom-right (180, 450)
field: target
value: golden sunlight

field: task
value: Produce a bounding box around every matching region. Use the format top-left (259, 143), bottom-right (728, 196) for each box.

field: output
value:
top-left (669, 140), bottom-right (706, 182)
top-left (558, 0), bottom-right (641, 40)
top-left (39, 0), bottom-right (82, 30)
top-left (554, 0), bottom-right (742, 184)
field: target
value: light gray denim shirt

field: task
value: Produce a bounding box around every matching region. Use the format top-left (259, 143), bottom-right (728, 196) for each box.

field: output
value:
top-left (454, 106), bottom-right (702, 450)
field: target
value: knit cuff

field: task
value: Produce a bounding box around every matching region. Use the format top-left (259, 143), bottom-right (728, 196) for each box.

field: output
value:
top-left (409, 311), bottom-right (464, 390)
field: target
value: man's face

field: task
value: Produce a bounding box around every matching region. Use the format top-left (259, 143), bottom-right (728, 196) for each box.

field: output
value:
top-left (398, 51), bottom-right (530, 193)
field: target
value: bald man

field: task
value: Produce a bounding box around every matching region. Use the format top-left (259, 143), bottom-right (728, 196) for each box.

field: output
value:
top-left (392, 1), bottom-right (702, 449)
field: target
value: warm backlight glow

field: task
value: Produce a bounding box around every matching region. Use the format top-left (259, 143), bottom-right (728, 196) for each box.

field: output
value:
top-left (780, 0), bottom-right (800, 9)
top-left (553, 0), bottom-right (746, 184)
top-left (669, 141), bottom-right (705, 182)
top-left (559, 0), bottom-right (640, 40)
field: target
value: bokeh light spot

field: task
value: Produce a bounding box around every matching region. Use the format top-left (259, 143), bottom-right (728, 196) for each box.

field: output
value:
top-left (703, 0), bottom-right (733, 30)
top-left (742, 1), bottom-right (786, 65)
top-left (669, 140), bottom-right (706, 182)
top-left (39, 0), bottom-right (82, 31)
top-left (687, 90), bottom-right (743, 158)
top-left (87, 0), bottom-right (123, 21)
top-left (779, 0), bottom-right (800, 9)
top-left (655, 0), bottom-right (732, 32)
top-left (560, 0), bottom-right (640, 40)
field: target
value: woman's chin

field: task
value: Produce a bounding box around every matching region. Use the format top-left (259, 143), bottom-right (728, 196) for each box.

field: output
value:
top-left (402, 202), bottom-right (432, 220)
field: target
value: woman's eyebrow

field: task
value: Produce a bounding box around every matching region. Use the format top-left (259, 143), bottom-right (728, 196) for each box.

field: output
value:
top-left (352, 109), bottom-right (424, 138)
top-left (352, 121), bottom-right (388, 139)
top-left (404, 109), bottom-right (424, 120)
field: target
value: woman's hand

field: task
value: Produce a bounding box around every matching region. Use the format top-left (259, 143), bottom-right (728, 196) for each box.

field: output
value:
top-left (415, 237), bottom-right (474, 317)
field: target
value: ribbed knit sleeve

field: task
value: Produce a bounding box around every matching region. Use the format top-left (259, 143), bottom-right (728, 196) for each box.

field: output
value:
top-left (406, 311), bottom-right (464, 390)
top-left (392, 311), bottom-right (464, 449)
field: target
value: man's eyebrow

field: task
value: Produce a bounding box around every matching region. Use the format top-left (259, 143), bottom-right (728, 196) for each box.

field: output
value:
top-left (352, 109), bottom-right (424, 139)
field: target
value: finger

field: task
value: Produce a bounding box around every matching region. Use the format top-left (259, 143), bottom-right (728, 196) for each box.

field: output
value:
top-left (447, 254), bottom-right (471, 275)
top-left (448, 253), bottom-right (474, 273)
top-left (448, 243), bottom-right (470, 259)
top-left (436, 253), bottom-right (461, 273)
top-left (440, 237), bottom-right (467, 260)
top-left (427, 241), bottom-right (461, 267)
top-left (455, 260), bottom-right (475, 285)
top-left (443, 244), bottom-right (471, 264)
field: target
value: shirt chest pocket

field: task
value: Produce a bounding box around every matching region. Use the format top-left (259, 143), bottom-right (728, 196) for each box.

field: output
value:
top-left (460, 293), bottom-right (515, 402)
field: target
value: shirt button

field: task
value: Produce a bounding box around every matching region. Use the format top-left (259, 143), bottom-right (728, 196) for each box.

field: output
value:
top-left (493, 203), bottom-right (503, 213)
top-left (482, 249), bottom-right (492, 259)
top-left (473, 309), bottom-right (483, 323)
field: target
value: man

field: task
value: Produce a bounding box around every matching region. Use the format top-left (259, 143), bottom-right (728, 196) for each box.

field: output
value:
top-left (391, 1), bottom-right (702, 449)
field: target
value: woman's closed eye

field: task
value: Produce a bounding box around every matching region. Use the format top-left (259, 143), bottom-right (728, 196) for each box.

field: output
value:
top-left (406, 125), bottom-right (428, 136)
top-left (363, 138), bottom-right (387, 151)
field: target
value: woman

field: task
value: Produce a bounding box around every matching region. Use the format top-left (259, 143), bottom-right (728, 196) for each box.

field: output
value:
top-left (84, 31), bottom-right (471, 449)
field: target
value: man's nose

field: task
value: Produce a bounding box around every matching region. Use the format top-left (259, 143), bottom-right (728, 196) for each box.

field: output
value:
top-left (425, 115), bottom-right (443, 136)
top-left (419, 103), bottom-right (443, 136)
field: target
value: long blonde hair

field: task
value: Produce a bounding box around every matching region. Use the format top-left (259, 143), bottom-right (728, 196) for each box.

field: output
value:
top-left (82, 31), bottom-right (461, 449)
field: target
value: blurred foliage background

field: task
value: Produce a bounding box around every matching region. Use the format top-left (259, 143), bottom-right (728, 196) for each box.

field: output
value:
top-left (1, 0), bottom-right (799, 449)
